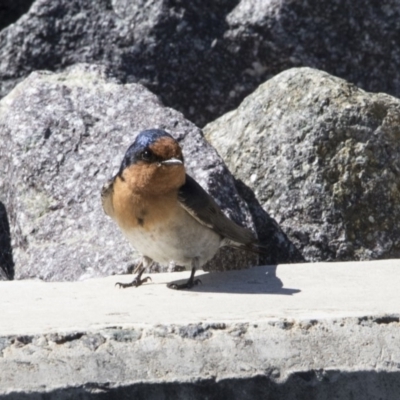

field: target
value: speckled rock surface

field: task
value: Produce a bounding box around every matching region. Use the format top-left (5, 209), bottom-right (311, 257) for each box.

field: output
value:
top-left (205, 67), bottom-right (400, 261)
top-left (1, 0), bottom-right (400, 127)
top-left (0, 64), bottom-right (301, 281)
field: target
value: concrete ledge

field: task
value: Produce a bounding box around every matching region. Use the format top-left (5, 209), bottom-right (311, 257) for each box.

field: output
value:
top-left (0, 260), bottom-right (399, 399)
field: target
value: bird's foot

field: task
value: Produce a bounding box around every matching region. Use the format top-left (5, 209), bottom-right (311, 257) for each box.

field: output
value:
top-left (115, 276), bottom-right (152, 289)
top-left (167, 278), bottom-right (202, 290)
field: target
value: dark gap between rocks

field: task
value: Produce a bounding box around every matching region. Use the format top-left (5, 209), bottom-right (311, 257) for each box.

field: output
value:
top-left (0, 0), bottom-right (34, 31)
top-left (0, 201), bottom-right (14, 280)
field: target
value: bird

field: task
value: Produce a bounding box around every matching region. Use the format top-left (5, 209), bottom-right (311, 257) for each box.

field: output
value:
top-left (101, 129), bottom-right (261, 290)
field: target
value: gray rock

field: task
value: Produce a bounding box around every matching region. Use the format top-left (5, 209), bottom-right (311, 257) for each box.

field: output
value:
top-left (204, 67), bottom-right (400, 261)
top-left (1, 0), bottom-right (400, 127)
top-left (0, 64), bottom-right (299, 281)
top-left (0, 0), bottom-right (242, 127)
top-left (1, 319), bottom-right (399, 399)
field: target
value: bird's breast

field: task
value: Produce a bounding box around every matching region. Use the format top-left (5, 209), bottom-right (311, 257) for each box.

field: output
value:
top-left (111, 178), bottom-right (221, 266)
top-left (120, 200), bottom-right (221, 267)
top-left (113, 189), bottom-right (178, 231)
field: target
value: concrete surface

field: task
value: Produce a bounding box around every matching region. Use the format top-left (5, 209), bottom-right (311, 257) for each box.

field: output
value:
top-left (0, 260), bottom-right (400, 399)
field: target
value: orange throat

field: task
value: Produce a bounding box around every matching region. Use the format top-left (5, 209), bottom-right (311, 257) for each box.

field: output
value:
top-left (111, 165), bottom-right (185, 231)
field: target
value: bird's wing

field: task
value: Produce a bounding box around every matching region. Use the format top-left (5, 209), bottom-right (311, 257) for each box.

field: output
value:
top-left (177, 174), bottom-right (256, 245)
top-left (101, 178), bottom-right (115, 218)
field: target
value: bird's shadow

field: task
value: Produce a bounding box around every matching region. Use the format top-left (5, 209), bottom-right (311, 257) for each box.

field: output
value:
top-left (166, 265), bottom-right (300, 295)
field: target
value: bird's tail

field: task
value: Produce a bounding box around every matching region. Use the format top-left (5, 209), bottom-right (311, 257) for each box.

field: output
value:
top-left (226, 239), bottom-right (269, 255)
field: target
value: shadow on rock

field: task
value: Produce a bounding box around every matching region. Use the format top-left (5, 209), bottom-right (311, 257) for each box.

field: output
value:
top-left (234, 178), bottom-right (305, 265)
top-left (167, 265), bottom-right (301, 295)
top-left (0, 201), bottom-right (14, 280)
top-left (0, 0), bottom-right (33, 31)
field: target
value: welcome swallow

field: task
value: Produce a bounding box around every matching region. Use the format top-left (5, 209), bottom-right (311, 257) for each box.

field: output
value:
top-left (101, 129), bottom-right (260, 290)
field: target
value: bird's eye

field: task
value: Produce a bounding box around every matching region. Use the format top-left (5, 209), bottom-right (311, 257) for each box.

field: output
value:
top-left (141, 149), bottom-right (152, 161)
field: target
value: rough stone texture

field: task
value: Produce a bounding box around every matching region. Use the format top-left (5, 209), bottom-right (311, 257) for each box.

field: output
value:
top-left (205, 67), bottom-right (400, 262)
top-left (0, 260), bottom-right (399, 399)
top-left (1, 320), bottom-right (399, 400)
top-left (1, 0), bottom-right (400, 127)
top-left (0, 64), bottom-right (301, 281)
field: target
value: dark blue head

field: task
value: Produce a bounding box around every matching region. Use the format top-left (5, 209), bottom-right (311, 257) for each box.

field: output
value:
top-left (133, 129), bottom-right (174, 151)
top-left (118, 129), bottom-right (184, 178)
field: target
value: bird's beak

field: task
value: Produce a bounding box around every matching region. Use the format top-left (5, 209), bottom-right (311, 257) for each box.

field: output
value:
top-left (161, 158), bottom-right (183, 166)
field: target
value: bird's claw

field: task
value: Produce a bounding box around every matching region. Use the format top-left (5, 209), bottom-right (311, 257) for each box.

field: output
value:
top-left (115, 276), bottom-right (152, 289)
top-left (167, 278), bottom-right (202, 290)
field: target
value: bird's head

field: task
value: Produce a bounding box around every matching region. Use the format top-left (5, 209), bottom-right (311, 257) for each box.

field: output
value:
top-left (117, 129), bottom-right (185, 194)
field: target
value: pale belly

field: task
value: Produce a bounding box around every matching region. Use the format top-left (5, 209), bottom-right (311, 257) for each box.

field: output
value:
top-left (121, 207), bottom-right (222, 267)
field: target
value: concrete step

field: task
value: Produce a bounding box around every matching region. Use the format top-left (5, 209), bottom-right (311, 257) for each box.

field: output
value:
top-left (0, 260), bottom-right (399, 399)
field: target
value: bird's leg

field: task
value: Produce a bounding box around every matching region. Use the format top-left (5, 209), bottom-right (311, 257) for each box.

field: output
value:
top-left (167, 257), bottom-right (202, 290)
top-left (115, 256), bottom-right (152, 288)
